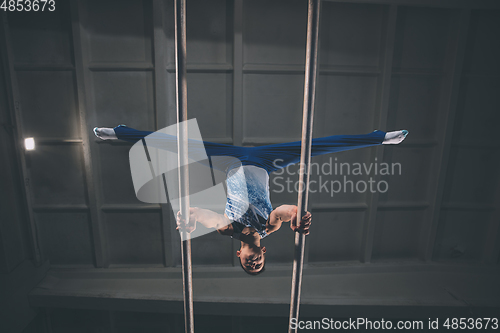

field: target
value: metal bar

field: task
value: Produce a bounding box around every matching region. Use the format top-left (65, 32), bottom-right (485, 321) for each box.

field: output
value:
top-left (174, 0), bottom-right (194, 332)
top-left (232, 0), bottom-right (244, 148)
top-left (231, 0), bottom-right (243, 267)
top-left (289, 1), bottom-right (321, 331)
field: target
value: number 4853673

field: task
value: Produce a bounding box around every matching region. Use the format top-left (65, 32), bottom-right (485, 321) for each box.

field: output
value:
top-left (1, 0), bottom-right (56, 12)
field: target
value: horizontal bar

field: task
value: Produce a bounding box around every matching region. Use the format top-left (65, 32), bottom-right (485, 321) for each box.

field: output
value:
top-left (242, 137), bottom-right (302, 145)
top-left (392, 69), bottom-right (445, 76)
top-left (392, 141), bottom-right (438, 148)
top-left (451, 141), bottom-right (500, 149)
top-left (107, 264), bottom-right (166, 269)
top-left (463, 72), bottom-right (500, 78)
top-left (94, 139), bottom-right (132, 145)
top-left (441, 203), bottom-right (496, 211)
top-left (35, 138), bottom-right (83, 145)
top-left (310, 202), bottom-right (368, 211)
top-left (378, 201), bottom-right (430, 210)
top-left (88, 62), bottom-right (154, 71)
top-left (166, 63), bottom-right (233, 73)
top-left (33, 204), bottom-right (89, 212)
top-left (14, 63), bottom-right (75, 71)
top-left (201, 136), bottom-right (233, 144)
top-left (101, 204), bottom-right (162, 212)
top-left (243, 64), bottom-right (380, 76)
top-left (272, 203), bottom-right (369, 212)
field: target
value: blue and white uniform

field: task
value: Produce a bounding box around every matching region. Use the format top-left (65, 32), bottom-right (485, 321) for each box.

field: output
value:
top-left (225, 165), bottom-right (273, 239)
top-left (111, 125), bottom-right (389, 238)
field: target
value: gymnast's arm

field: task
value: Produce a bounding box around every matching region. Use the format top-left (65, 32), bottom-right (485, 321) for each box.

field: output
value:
top-left (176, 207), bottom-right (233, 235)
top-left (266, 205), bottom-right (312, 235)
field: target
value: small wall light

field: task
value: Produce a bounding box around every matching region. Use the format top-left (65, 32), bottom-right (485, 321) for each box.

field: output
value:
top-left (25, 137), bottom-right (35, 151)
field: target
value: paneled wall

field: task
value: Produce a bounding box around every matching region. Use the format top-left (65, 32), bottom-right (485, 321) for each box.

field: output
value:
top-left (7, 2), bottom-right (94, 266)
top-left (3, 0), bottom-right (499, 271)
top-left (434, 10), bottom-right (500, 263)
top-left (0, 24), bottom-right (29, 273)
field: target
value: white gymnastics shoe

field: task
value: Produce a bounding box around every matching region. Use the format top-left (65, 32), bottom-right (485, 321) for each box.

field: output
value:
top-left (382, 130), bottom-right (408, 144)
top-left (93, 127), bottom-right (117, 140)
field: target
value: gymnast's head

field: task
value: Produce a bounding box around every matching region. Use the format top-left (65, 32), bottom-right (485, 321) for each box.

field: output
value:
top-left (236, 245), bottom-right (266, 275)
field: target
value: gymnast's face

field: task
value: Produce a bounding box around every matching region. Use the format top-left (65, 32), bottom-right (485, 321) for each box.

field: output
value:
top-left (237, 246), bottom-right (266, 274)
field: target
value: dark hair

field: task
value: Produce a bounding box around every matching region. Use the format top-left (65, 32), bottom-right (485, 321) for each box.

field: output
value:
top-left (239, 256), bottom-right (266, 276)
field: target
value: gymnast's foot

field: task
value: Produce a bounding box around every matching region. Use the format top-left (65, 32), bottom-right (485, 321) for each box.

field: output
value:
top-left (93, 127), bottom-right (117, 140)
top-left (382, 130), bottom-right (408, 144)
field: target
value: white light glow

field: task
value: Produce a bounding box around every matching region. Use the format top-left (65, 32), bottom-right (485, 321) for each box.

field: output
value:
top-left (25, 137), bottom-right (35, 150)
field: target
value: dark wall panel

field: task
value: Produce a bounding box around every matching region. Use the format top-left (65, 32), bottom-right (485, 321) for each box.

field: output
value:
top-left (106, 212), bottom-right (163, 265)
top-left (27, 145), bottom-right (86, 206)
top-left (186, 0), bottom-right (231, 65)
top-left (0, 50), bottom-right (28, 271)
top-left (378, 148), bottom-right (433, 204)
top-left (8, 3), bottom-right (72, 66)
top-left (17, 71), bottom-right (80, 139)
top-left (190, 230), bottom-right (233, 266)
top-left (98, 144), bottom-right (140, 205)
top-left (433, 10), bottom-right (500, 263)
top-left (372, 209), bottom-right (424, 260)
top-left (91, 71), bottom-right (155, 129)
top-left (321, 2), bottom-right (384, 68)
top-left (393, 7), bottom-right (453, 71)
top-left (388, 76), bottom-right (443, 141)
top-left (434, 210), bottom-right (490, 262)
top-left (243, 0), bottom-right (307, 66)
top-left (443, 147), bottom-right (500, 205)
top-left (242, 73), bottom-right (304, 141)
top-left (455, 77), bottom-right (500, 143)
top-left (317, 75), bottom-right (378, 135)
top-left (81, 0), bottom-right (152, 63)
top-left (463, 10), bottom-right (500, 74)
top-left (37, 212), bottom-right (93, 265)
top-left (185, 72), bottom-right (233, 141)
top-left (308, 210), bottom-right (365, 262)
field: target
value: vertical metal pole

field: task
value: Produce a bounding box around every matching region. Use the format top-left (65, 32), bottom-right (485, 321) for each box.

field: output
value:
top-left (174, 0), bottom-right (194, 332)
top-left (289, 1), bottom-right (321, 332)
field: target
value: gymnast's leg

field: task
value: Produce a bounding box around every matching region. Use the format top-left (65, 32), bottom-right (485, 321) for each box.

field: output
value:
top-left (248, 130), bottom-right (409, 173)
top-left (94, 125), bottom-right (250, 171)
top-left (94, 125), bottom-right (408, 172)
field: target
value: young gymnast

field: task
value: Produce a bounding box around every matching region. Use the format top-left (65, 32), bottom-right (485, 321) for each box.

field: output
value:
top-left (94, 125), bottom-right (408, 275)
